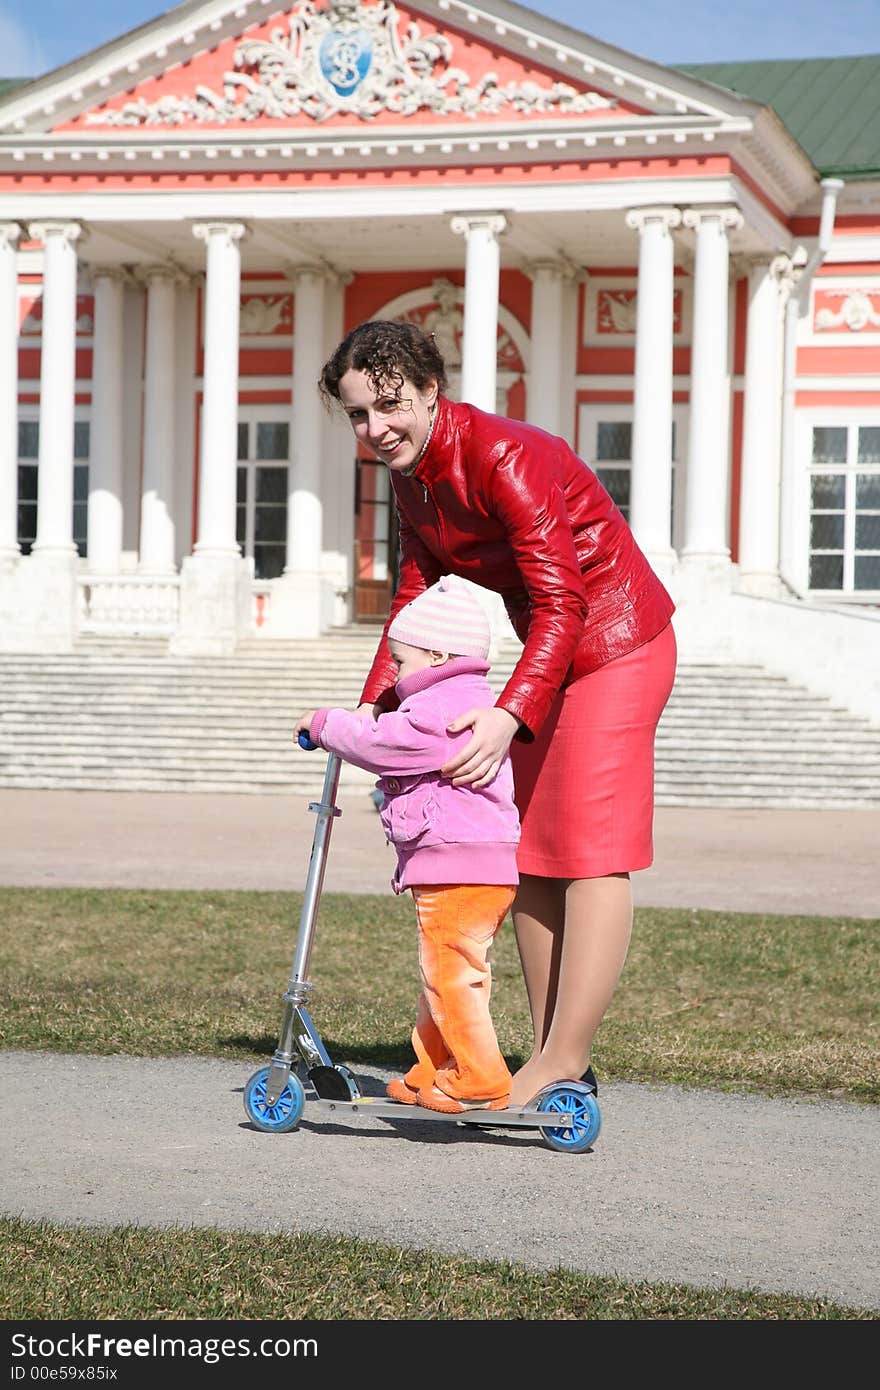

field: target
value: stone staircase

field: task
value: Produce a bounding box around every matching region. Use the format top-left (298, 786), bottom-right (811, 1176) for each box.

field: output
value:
top-left (0, 629), bottom-right (878, 807)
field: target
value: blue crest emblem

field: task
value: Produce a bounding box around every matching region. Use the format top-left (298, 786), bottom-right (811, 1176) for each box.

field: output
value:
top-left (318, 28), bottom-right (373, 97)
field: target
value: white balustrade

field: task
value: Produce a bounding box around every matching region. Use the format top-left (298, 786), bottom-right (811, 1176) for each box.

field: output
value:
top-left (78, 575), bottom-right (181, 635)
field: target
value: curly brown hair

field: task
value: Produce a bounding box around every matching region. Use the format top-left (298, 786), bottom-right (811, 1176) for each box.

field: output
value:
top-left (318, 319), bottom-right (448, 408)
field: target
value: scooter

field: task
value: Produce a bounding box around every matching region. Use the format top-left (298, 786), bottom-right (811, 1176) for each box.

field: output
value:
top-left (243, 738), bottom-right (601, 1154)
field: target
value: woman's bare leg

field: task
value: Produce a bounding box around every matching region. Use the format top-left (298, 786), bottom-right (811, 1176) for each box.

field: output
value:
top-left (510, 873), bottom-right (565, 1051)
top-left (508, 872), bottom-right (633, 1107)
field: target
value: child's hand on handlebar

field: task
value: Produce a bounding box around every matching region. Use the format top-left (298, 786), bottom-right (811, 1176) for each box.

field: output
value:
top-left (293, 710), bottom-right (318, 744)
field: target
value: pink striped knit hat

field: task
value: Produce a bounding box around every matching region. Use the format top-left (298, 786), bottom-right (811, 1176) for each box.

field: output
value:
top-left (388, 575), bottom-right (491, 659)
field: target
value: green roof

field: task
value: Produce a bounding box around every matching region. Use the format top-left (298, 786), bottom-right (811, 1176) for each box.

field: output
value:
top-left (0, 79), bottom-right (29, 97)
top-left (678, 56), bottom-right (880, 179)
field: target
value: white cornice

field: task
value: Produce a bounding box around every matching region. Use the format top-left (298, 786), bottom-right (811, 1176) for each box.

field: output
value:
top-left (823, 237), bottom-right (880, 263)
top-left (0, 113), bottom-right (804, 235)
top-left (735, 108), bottom-right (818, 212)
top-left (789, 377), bottom-right (880, 392)
top-left (0, 172), bottom-right (774, 225)
top-left (0, 112), bottom-right (753, 165)
top-left (827, 179), bottom-right (880, 210)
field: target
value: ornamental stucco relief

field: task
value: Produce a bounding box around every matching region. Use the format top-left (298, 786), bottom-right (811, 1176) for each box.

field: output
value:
top-left (814, 288), bottom-right (880, 333)
top-left (597, 289), bottom-right (638, 334)
top-left (19, 294), bottom-right (94, 337)
top-left (85, 0), bottom-right (614, 126)
top-left (596, 287), bottom-right (683, 336)
top-left (400, 278), bottom-right (524, 372)
top-left (239, 294), bottom-right (293, 335)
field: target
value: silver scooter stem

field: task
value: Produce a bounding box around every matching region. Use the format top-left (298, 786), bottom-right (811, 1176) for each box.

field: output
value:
top-left (288, 749), bottom-right (342, 998)
top-left (265, 750), bottom-right (342, 1103)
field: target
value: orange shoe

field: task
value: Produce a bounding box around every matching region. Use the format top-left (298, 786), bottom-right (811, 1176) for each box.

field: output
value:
top-left (386, 1077), bottom-right (419, 1105)
top-left (416, 1084), bottom-right (509, 1115)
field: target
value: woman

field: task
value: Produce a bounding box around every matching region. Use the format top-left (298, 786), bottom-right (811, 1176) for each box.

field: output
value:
top-left (315, 319), bottom-right (676, 1108)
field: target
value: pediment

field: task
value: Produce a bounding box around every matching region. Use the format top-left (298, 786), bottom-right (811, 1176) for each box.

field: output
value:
top-left (0, 0), bottom-right (753, 138)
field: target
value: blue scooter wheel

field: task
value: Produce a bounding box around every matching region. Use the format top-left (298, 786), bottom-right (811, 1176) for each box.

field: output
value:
top-left (244, 1066), bottom-right (305, 1133)
top-left (536, 1083), bottom-right (601, 1154)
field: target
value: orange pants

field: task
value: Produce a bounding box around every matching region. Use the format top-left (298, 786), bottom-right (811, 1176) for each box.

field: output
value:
top-left (403, 883), bottom-right (516, 1104)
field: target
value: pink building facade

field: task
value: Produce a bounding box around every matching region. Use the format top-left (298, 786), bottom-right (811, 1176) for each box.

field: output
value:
top-left (0, 1), bottom-right (877, 711)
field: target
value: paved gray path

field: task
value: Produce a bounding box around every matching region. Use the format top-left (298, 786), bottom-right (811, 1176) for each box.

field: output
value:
top-left (1, 1052), bottom-right (877, 1312)
top-left (1, 788), bottom-right (878, 1314)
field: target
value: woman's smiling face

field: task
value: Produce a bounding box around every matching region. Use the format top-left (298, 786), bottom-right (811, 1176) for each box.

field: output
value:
top-left (338, 368), bottom-right (438, 473)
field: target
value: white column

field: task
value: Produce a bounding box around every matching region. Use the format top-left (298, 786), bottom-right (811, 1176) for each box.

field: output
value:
top-left (450, 213), bottom-right (507, 412)
top-left (287, 266), bottom-right (326, 576)
top-left (172, 223), bottom-right (249, 655)
top-left (320, 271), bottom-right (355, 626)
top-left (527, 260), bottom-right (571, 437)
top-left (193, 222), bottom-right (245, 556)
top-left (265, 265), bottom-right (328, 639)
top-left (681, 207), bottom-right (743, 567)
top-left (559, 267), bottom-right (580, 447)
top-left (87, 268), bottom-right (127, 574)
top-left (625, 208), bottom-right (681, 569)
top-left (0, 223), bottom-right (21, 566)
top-left (29, 221), bottom-right (81, 557)
top-left (739, 254), bottom-right (790, 593)
top-left (138, 266), bottom-right (180, 573)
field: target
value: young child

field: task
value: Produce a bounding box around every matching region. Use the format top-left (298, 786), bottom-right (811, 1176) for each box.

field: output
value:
top-left (294, 575), bottom-right (520, 1114)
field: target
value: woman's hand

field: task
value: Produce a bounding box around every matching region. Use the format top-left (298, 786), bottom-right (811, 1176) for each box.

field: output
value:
top-left (441, 706), bottom-right (521, 788)
top-left (293, 710), bottom-right (318, 743)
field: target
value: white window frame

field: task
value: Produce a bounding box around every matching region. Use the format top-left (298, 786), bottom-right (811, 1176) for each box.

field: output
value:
top-left (793, 408), bottom-right (880, 601)
top-left (577, 401), bottom-right (689, 551)
top-left (236, 405), bottom-right (290, 580)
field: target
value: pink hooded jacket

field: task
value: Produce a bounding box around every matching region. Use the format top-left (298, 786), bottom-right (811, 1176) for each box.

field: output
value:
top-left (309, 656), bottom-right (520, 894)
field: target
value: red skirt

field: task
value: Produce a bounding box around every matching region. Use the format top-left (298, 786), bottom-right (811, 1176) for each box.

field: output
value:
top-left (510, 621), bottom-right (677, 879)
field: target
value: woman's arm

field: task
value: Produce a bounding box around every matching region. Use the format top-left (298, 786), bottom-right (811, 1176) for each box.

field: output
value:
top-left (486, 440), bottom-right (587, 738)
top-left (440, 439), bottom-right (586, 786)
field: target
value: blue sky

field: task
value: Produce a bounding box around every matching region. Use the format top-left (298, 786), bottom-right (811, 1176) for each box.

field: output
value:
top-left (1, 0), bottom-right (878, 77)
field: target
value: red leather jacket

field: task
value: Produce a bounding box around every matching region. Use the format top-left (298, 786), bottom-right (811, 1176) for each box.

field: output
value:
top-left (360, 396), bottom-right (675, 739)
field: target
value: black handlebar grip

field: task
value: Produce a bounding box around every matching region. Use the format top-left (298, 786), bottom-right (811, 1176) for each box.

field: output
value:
top-left (298, 732), bottom-right (319, 751)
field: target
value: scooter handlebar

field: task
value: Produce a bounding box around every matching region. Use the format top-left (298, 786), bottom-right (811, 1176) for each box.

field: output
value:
top-left (298, 732), bottom-right (319, 751)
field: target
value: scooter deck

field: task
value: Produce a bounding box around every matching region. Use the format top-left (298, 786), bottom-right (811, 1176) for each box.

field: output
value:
top-left (312, 1096), bottom-right (575, 1129)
